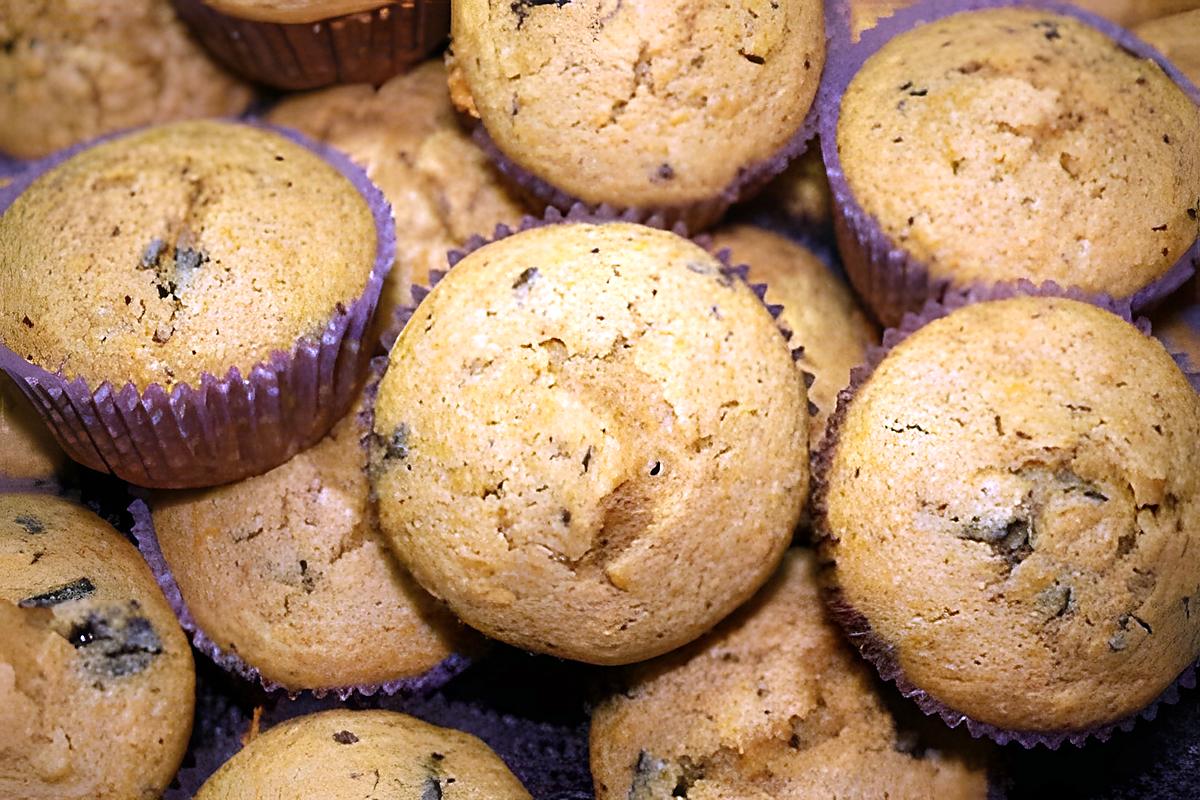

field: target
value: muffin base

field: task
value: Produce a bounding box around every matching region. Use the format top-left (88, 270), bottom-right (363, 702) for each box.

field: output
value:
top-left (811, 280), bottom-right (1200, 748)
top-left (171, 0), bottom-right (450, 90)
top-left (819, 0), bottom-right (1200, 328)
top-left (0, 122), bottom-right (395, 489)
top-left (129, 498), bottom-right (470, 699)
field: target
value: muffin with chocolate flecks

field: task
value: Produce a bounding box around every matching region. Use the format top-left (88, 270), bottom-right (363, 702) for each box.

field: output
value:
top-left (1136, 9), bottom-right (1200, 87)
top-left (710, 225), bottom-right (877, 449)
top-left (267, 59), bottom-right (528, 330)
top-left (0, 0), bottom-right (252, 160)
top-left (145, 388), bottom-right (474, 694)
top-left (371, 220), bottom-right (808, 665)
top-left (195, 709), bottom-right (530, 799)
top-left (818, 295), bottom-right (1200, 742)
top-left (0, 119), bottom-right (392, 488)
top-left (0, 374), bottom-right (67, 485)
top-left (0, 492), bottom-right (194, 799)
top-left (827, 5), bottom-right (1200, 325)
top-left (591, 550), bottom-right (990, 800)
top-left (447, 0), bottom-right (826, 229)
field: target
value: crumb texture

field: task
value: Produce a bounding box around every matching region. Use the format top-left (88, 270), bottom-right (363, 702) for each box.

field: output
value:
top-left (590, 550), bottom-right (990, 800)
top-left (195, 709), bottom-right (531, 799)
top-left (449, 0), bottom-right (825, 207)
top-left (839, 8), bottom-right (1200, 294)
top-left (0, 120), bottom-right (377, 390)
top-left (0, 0), bottom-right (252, 159)
top-left (0, 493), bottom-right (194, 800)
top-left (371, 222), bottom-right (808, 664)
top-left (823, 297), bottom-right (1200, 732)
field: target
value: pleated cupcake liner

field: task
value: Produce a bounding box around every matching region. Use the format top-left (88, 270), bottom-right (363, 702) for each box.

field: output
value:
top-left (170, 0), bottom-right (450, 90)
top-left (465, 1), bottom-right (836, 234)
top-left (0, 121), bottom-right (395, 489)
top-left (810, 280), bottom-right (1199, 749)
top-left (818, 0), bottom-right (1200, 328)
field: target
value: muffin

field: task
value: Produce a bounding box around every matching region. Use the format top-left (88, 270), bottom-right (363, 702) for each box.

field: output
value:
top-left (195, 709), bottom-right (531, 799)
top-left (0, 492), bottom-right (195, 799)
top-left (0, 374), bottom-right (67, 485)
top-left (447, 0), bottom-right (826, 230)
top-left (142, 388), bottom-right (472, 694)
top-left (825, 4), bottom-right (1200, 325)
top-left (172, 0), bottom-right (450, 89)
top-left (1136, 9), bottom-right (1200, 87)
top-left (0, 0), bottom-right (253, 160)
top-left (267, 59), bottom-right (529, 335)
top-left (746, 144), bottom-right (835, 231)
top-left (709, 225), bottom-right (877, 449)
top-left (817, 294), bottom-right (1200, 741)
top-left (1153, 300), bottom-right (1200, 371)
top-left (0, 119), bottom-right (392, 488)
top-left (591, 550), bottom-right (990, 800)
top-left (371, 220), bottom-right (808, 665)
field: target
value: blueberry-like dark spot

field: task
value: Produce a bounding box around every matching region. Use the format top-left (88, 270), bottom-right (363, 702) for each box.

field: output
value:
top-left (65, 602), bottom-right (163, 678)
top-left (14, 515), bottom-right (44, 534)
top-left (655, 163), bottom-right (675, 181)
top-left (140, 238), bottom-right (166, 270)
top-left (421, 776), bottom-right (443, 800)
top-left (332, 730), bottom-right (359, 744)
top-left (1034, 20), bottom-right (1061, 40)
top-left (649, 461), bottom-right (662, 477)
top-left (384, 423), bottom-right (411, 461)
top-left (19, 577), bottom-right (96, 608)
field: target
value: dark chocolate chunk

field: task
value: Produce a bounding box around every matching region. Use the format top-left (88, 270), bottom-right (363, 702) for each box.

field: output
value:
top-left (1034, 20), bottom-right (1061, 40)
top-left (513, 267), bottom-right (540, 291)
top-left (13, 515), bottom-right (45, 534)
top-left (332, 730), bottom-right (359, 745)
top-left (421, 776), bottom-right (444, 800)
top-left (385, 424), bottom-right (411, 461)
top-left (654, 163), bottom-right (675, 181)
top-left (957, 515), bottom-right (1034, 566)
top-left (66, 602), bottom-right (163, 678)
top-left (19, 577), bottom-right (96, 608)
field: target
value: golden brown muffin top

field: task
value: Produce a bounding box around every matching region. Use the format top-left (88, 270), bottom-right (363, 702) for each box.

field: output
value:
top-left (196, 710), bottom-right (531, 799)
top-left (448, 0), bottom-right (825, 208)
top-left (838, 8), bottom-right (1200, 296)
top-left (0, 0), bottom-right (252, 160)
top-left (591, 550), bottom-right (990, 800)
top-left (822, 296), bottom-right (1200, 733)
top-left (709, 225), bottom-right (877, 449)
top-left (372, 222), bottom-right (808, 664)
top-left (0, 120), bottom-right (377, 390)
top-left (151, 391), bottom-right (467, 692)
top-left (0, 493), bottom-right (194, 800)
top-left (267, 60), bottom-right (528, 325)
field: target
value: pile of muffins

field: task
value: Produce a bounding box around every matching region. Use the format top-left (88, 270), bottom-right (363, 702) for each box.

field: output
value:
top-left (1, 0), bottom-right (1199, 797)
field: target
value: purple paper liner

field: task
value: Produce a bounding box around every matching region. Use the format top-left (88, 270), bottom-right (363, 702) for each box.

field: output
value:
top-left (810, 280), bottom-right (1200, 749)
top-left (464, 1), bottom-right (835, 234)
top-left (818, 0), bottom-right (1200, 328)
top-left (128, 496), bottom-right (471, 700)
top-left (171, 0), bottom-right (450, 91)
top-left (0, 120), bottom-right (396, 489)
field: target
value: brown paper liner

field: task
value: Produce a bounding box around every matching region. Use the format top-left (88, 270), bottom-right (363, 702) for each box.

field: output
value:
top-left (171, 0), bottom-right (449, 90)
top-left (811, 280), bottom-right (1199, 748)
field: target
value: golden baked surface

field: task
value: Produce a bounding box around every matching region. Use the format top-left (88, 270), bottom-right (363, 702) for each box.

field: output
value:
top-left (823, 296), bottom-right (1200, 732)
top-left (0, 375), bottom-right (66, 483)
top-left (372, 222), bottom-right (808, 664)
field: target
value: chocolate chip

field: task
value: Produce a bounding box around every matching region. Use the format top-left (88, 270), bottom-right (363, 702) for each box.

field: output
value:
top-left (512, 267), bottom-right (540, 291)
top-left (13, 515), bottom-right (44, 534)
top-left (19, 577), bottom-right (96, 608)
top-left (384, 424), bottom-right (411, 461)
top-left (1034, 20), bottom-right (1061, 40)
top-left (66, 602), bottom-right (163, 678)
top-left (957, 515), bottom-right (1034, 566)
top-left (139, 238), bottom-right (165, 269)
top-left (421, 777), bottom-right (443, 800)
top-left (654, 163), bottom-right (675, 181)
top-left (332, 730), bottom-right (359, 745)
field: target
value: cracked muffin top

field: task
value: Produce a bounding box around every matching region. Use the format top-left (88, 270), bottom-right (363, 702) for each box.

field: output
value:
top-left (590, 550), bottom-right (990, 800)
top-left (0, 492), bottom-right (194, 800)
top-left (370, 221), bottom-right (808, 665)
top-left (196, 709), bottom-right (531, 799)
top-left (837, 7), bottom-right (1200, 296)
top-left (149, 388), bottom-right (471, 692)
top-left (447, 0), bottom-right (825, 210)
top-left (0, 120), bottom-right (378, 390)
top-left (820, 295), bottom-right (1200, 733)
top-left (267, 59), bottom-right (528, 328)
top-left (709, 225), bottom-right (876, 450)
top-left (0, 0), bottom-right (252, 160)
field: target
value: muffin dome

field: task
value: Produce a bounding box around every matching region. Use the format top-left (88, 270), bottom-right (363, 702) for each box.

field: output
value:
top-left (371, 221), bottom-right (808, 664)
top-left (819, 295), bottom-right (1200, 735)
top-left (0, 492), bottom-right (194, 800)
top-left (196, 709), bottom-right (530, 799)
top-left (0, 120), bottom-right (378, 391)
top-left (448, 0), bottom-right (825, 221)
top-left (591, 550), bottom-right (989, 800)
top-left (836, 7), bottom-right (1200, 321)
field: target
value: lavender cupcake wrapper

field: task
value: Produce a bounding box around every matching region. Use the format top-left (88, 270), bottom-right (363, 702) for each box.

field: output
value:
top-left (818, 0), bottom-right (1200, 328)
top-left (810, 280), bottom-right (1199, 749)
top-left (0, 121), bottom-right (396, 489)
top-left (129, 498), bottom-right (471, 700)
